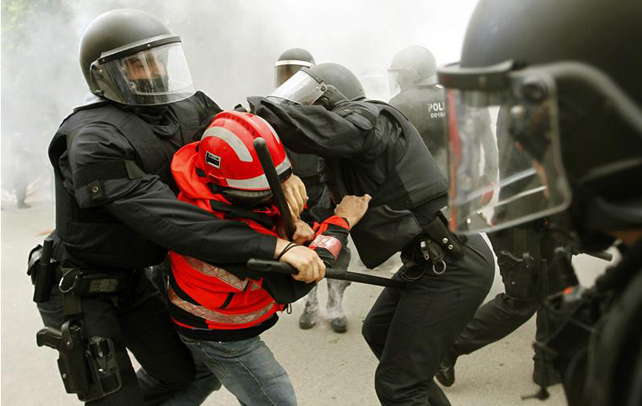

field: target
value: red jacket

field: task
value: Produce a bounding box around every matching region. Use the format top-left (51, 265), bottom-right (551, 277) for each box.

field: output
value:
top-left (169, 142), bottom-right (349, 340)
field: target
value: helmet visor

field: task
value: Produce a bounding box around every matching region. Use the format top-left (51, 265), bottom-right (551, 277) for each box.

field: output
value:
top-left (274, 60), bottom-right (313, 88)
top-left (93, 42), bottom-right (195, 105)
top-left (268, 70), bottom-right (326, 105)
top-left (443, 68), bottom-right (572, 234)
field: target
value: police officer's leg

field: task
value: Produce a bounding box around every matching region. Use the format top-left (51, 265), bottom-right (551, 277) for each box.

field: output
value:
top-left (532, 230), bottom-right (564, 386)
top-left (362, 268), bottom-right (452, 405)
top-left (437, 264), bottom-right (538, 387)
top-left (450, 293), bottom-right (538, 357)
top-left (437, 227), bottom-right (541, 386)
top-left (362, 272), bottom-right (403, 359)
top-left (117, 271), bottom-right (214, 406)
top-left (327, 246), bottom-right (352, 333)
top-left (80, 294), bottom-right (146, 405)
top-left (35, 270), bottom-right (143, 405)
top-left (531, 307), bottom-right (561, 386)
top-left (453, 226), bottom-right (540, 357)
top-left (372, 235), bottom-right (494, 406)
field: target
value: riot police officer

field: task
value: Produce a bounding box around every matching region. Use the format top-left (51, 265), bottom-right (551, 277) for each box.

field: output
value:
top-left (248, 63), bottom-right (495, 406)
top-left (388, 46), bottom-right (448, 171)
top-left (437, 0), bottom-right (642, 404)
top-left (436, 109), bottom-right (566, 387)
top-left (274, 48), bottom-right (354, 333)
top-left (436, 220), bottom-right (566, 387)
top-left (388, 45), bottom-right (498, 177)
top-left (274, 48), bottom-right (315, 89)
top-left (34, 9), bottom-right (322, 405)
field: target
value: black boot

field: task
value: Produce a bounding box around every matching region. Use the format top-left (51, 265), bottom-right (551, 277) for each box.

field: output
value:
top-left (435, 354), bottom-right (457, 387)
top-left (299, 287), bottom-right (319, 330)
top-left (532, 359), bottom-right (562, 386)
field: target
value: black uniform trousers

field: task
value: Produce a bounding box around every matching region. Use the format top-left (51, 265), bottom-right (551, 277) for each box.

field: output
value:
top-left (362, 234), bottom-right (495, 406)
top-left (37, 269), bottom-right (212, 406)
top-left (448, 226), bottom-right (561, 367)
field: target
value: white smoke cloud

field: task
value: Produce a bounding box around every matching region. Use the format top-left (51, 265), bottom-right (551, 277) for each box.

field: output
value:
top-left (1, 0), bottom-right (480, 203)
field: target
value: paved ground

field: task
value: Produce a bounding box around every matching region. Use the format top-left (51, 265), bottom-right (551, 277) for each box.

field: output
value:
top-left (1, 200), bottom-right (616, 405)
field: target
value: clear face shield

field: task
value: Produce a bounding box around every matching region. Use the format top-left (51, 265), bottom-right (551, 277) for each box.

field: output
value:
top-left (268, 70), bottom-right (328, 105)
top-left (274, 60), bottom-right (314, 88)
top-left (91, 39), bottom-right (195, 106)
top-left (438, 62), bottom-right (572, 234)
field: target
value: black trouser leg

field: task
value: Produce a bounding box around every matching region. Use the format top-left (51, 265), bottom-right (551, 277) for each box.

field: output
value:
top-left (82, 294), bottom-right (145, 406)
top-left (38, 272), bottom-right (197, 406)
top-left (115, 272), bottom-right (196, 406)
top-left (362, 235), bottom-right (494, 406)
top-left (450, 225), bottom-right (552, 360)
top-left (38, 283), bottom-right (145, 405)
top-left (450, 293), bottom-right (538, 357)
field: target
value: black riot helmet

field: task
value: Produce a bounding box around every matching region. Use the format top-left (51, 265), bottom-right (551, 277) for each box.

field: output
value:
top-left (388, 46), bottom-right (437, 96)
top-left (437, 0), bottom-right (642, 250)
top-left (269, 62), bottom-right (365, 110)
top-left (274, 48), bottom-right (315, 88)
top-left (79, 9), bottom-right (195, 106)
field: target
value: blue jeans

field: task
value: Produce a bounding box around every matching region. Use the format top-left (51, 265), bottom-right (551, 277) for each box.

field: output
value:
top-left (180, 335), bottom-right (297, 406)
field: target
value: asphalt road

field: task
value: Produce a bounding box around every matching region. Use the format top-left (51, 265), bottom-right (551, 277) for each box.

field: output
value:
top-left (1, 200), bottom-right (616, 405)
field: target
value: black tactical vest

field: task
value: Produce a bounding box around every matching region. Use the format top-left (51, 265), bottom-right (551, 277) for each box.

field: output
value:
top-left (389, 85), bottom-right (448, 172)
top-left (48, 92), bottom-right (217, 269)
top-left (325, 101), bottom-right (448, 268)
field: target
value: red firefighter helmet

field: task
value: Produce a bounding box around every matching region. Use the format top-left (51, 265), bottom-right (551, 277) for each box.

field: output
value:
top-left (197, 111), bottom-right (291, 204)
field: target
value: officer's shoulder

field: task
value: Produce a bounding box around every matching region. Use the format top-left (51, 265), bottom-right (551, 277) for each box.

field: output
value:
top-left (69, 122), bottom-right (130, 158)
top-left (181, 90), bottom-right (221, 112)
top-left (333, 100), bottom-right (380, 131)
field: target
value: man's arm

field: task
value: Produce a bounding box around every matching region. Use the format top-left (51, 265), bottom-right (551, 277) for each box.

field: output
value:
top-left (68, 125), bottom-right (277, 264)
top-left (104, 179), bottom-right (277, 264)
top-left (248, 96), bottom-right (379, 159)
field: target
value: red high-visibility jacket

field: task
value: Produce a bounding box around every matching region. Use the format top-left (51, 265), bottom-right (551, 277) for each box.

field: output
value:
top-left (169, 142), bottom-right (349, 340)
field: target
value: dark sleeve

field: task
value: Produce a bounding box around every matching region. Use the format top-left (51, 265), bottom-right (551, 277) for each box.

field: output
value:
top-left (194, 91), bottom-right (223, 135)
top-left (247, 96), bottom-right (378, 159)
top-left (309, 216), bottom-right (350, 268)
top-left (68, 126), bottom-right (276, 264)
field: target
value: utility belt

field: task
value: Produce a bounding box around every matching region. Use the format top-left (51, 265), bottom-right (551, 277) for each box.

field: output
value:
top-left (399, 207), bottom-right (467, 281)
top-left (28, 238), bottom-right (128, 402)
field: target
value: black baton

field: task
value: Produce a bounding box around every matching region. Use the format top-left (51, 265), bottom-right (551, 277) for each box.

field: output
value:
top-left (247, 259), bottom-right (405, 289)
top-left (253, 138), bottom-right (296, 239)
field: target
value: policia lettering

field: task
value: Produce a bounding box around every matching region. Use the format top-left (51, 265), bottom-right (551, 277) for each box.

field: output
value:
top-left (427, 102), bottom-right (446, 119)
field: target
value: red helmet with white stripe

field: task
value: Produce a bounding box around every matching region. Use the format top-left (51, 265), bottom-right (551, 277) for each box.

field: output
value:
top-left (197, 111), bottom-right (291, 204)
